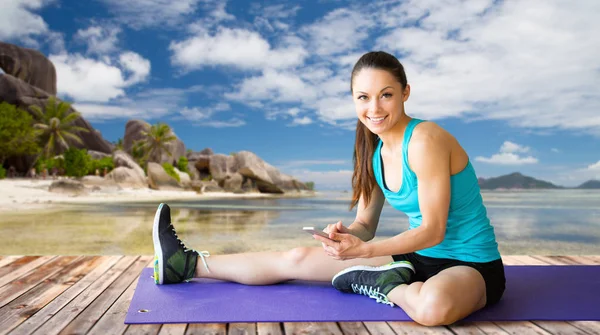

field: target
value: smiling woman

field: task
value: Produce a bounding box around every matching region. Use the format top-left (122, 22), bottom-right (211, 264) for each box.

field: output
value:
top-left (151, 50), bottom-right (505, 327)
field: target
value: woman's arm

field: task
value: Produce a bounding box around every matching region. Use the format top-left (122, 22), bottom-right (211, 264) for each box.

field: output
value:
top-left (317, 123), bottom-right (452, 259)
top-left (349, 186), bottom-right (386, 241)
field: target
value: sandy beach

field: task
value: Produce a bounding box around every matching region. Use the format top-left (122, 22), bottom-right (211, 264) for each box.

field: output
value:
top-left (0, 178), bottom-right (308, 213)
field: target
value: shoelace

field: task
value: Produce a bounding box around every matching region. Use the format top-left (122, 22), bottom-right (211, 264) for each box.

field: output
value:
top-left (171, 226), bottom-right (211, 273)
top-left (351, 284), bottom-right (394, 307)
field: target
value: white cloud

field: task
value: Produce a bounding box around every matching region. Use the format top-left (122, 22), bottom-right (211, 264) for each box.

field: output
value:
top-left (75, 26), bottom-right (121, 55)
top-left (177, 103), bottom-right (244, 128)
top-left (251, 4), bottom-right (301, 32)
top-left (373, 0), bottom-right (600, 133)
top-left (119, 52), bottom-right (151, 85)
top-left (302, 8), bottom-right (373, 56)
top-left (50, 52), bottom-right (150, 103)
top-left (100, 0), bottom-right (202, 29)
top-left (587, 161), bottom-right (600, 171)
top-left (179, 103), bottom-right (231, 121)
top-left (227, 69), bottom-right (317, 103)
top-left (72, 86), bottom-right (194, 121)
top-left (551, 148), bottom-right (561, 153)
top-left (0, 0), bottom-right (48, 41)
top-left (475, 141), bottom-right (538, 165)
top-left (499, 141), bottom-right (530, 154)
top-left (202, 119), bottom-right (246, 128)
top-left (291, 116), bottom-right (313, 126)
top-left (73, 103), bottom-right (162, 121)
top-left (475, 153), bottom-right (538, 165)
top-left (170, 28), bottom-right (307, 71)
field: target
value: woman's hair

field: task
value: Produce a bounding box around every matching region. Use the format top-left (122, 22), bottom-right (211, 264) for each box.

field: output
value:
top-left (349, 51), bottom-right (408, 210)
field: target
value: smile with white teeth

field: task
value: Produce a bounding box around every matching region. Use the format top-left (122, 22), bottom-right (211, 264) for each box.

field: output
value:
top-left (367, 116), bottom-right (387, 124)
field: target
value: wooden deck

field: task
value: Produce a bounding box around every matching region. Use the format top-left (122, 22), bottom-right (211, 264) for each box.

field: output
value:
top-left (0, 255), bottom-right (598, 335)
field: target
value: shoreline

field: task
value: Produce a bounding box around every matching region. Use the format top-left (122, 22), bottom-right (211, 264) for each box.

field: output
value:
top-left (0, 178), bottom-right (318, 213)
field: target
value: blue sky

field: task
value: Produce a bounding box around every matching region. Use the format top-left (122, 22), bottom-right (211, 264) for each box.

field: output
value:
top-left (1, 0), bottom-right (599, 189)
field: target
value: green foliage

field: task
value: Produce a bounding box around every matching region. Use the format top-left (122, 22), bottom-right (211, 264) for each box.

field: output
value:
top-left (229, 152), bottom-right (236, 156)
top-left (162, 163), bottom-right (180, 183)
top-left (88, 156), bottom-right (114, 175)
top-left (63, 147), bottom-right (91, 177)
top-left (132, 141), bottom-right (147, 167)
top-left (0, 102), bottom-right (41, 164)
top-left (136, 122), bottom-right (176, 163)
top-left (201, 175), bottom-right (212, 181)
top-left (0, 166), bottom-right (6, 179)
top-left (113, 138), bottom-right (124, 151)
top-left (36, 156), bottom-right (65, 173)
top-left (177, 156), bottom-right (189, 173)
top-left (305, 181), bottom-right (315, 191)
top-left (29, 96), bottom-right (89, 158)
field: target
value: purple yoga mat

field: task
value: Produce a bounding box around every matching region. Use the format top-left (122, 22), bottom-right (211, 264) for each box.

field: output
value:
top-left (125, 265), bottom-right (600, 324)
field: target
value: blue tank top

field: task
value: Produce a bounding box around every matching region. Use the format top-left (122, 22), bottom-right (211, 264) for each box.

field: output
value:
top-left (372, 118), bottom-right (501, 263)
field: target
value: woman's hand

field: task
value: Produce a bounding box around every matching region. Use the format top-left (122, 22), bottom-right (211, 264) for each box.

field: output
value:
top-left (323, 221), bottom-right (351, 235)
top-left (314, 222), bottom-right (370, 260)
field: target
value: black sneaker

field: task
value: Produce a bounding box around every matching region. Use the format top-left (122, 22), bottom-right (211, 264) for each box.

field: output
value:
top-left (153, 203), bottom-right (208, 284)
top-left (332, 261), bottom-right (414, 306)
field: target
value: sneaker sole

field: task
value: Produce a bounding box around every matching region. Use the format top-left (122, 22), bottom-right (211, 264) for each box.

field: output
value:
top-left (152, 203), bottom-right (165, 284)
top-left (331, 261), bottom-right (415, 286)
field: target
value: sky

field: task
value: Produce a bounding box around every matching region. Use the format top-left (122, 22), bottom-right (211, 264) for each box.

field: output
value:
top-left (1, 0), bottom-right (599, 190)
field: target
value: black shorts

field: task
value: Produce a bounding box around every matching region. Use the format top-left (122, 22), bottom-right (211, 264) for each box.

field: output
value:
top-left (392, 252), bottom-right (506, 307)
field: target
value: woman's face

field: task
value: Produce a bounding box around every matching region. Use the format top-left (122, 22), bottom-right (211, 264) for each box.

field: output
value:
top-left (352, 68), bottom-right (410, 135)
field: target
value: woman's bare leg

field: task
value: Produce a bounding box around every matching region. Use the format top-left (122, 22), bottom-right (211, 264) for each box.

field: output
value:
top-left (386, 266), bottom-right (487, 326)
top-left (196, 247), bottom-right (394, 285)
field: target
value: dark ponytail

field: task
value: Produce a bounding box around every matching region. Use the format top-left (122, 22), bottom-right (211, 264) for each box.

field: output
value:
top-left (349, 51), bottom-right (408, 210)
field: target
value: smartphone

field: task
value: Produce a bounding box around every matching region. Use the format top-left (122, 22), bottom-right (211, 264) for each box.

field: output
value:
top-left (303, 227), bottom-right (338, 242)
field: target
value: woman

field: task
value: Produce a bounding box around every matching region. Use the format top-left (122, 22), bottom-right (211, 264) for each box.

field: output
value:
top-left (152, 51), bottom-right (505, 326)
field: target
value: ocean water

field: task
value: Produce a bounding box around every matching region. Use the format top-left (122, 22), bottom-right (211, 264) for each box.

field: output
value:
top-left (1, 190), bottom-right (599, 255)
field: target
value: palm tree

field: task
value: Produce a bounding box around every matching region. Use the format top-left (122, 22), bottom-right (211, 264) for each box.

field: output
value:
top-left (136, 122), bottom-right (176, 164)
top-left (29, 96), bottom-right (89, 158)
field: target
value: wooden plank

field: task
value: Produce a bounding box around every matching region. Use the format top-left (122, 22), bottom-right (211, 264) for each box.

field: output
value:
top-left (448, 321), bottom-right (487, 334)
top-left (470, 321), bottom-right (510, 334)
top-left (501, 255), bottom-right (525, 265)
top-left (57, 255), bottom-right (152, 335)
top-left (0, 256), bottom-right (55, 287)
top-left (0, 255), bottom-right (81, 308)
top-left (256, 323), bottom-right (283, 335)
top-left (530, 256), bottom-right (568, 265)
top-left (283, 322), bottom-right (342, 335)
top-left (533, 321), bottom-right (591, 335)
top-left (569, 322), bottom-right (600, 335)
top-left (362, 322), bottom-right (397, 334)
top-left (229, 323), bottom-right (257, 335)
top-left (0, 255), bottom-right (22, 269)
top-left (511, 255), bottom-right (550, 265)
top-left (9, 256), bottom-right (122, 335)
top-left (185, 323), bottom-right (227, 335)
top-left (158, 324), bottom-right (188, 335)
top-left (87, 260), bottom-right (154, 335)
top-left (387, 321), bottom-right (453, 334)
top-left (0, 256), bottom-right (108, 335)
top-left (493, 322), bottom-right (553, 334)
top-left (337, 321), bottom-right (370, 335)
top-left (124, 323), bottom-right (161, 335)
top-left (570, 256), bottom-right (600, 265)
top-left (27, 255), bottom-right (139, 335)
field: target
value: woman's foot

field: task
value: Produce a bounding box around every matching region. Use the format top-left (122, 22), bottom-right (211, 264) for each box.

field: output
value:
top-left (152, 203), bottom-right (207, 284)
top-left (332, 261), bottom-right (415, 306)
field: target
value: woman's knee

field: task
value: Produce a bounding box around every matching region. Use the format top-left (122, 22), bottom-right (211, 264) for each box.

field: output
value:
top-left (283, 247), bottom-right (313, 267)
top-left (413, 290), bottom-right (456, 326)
